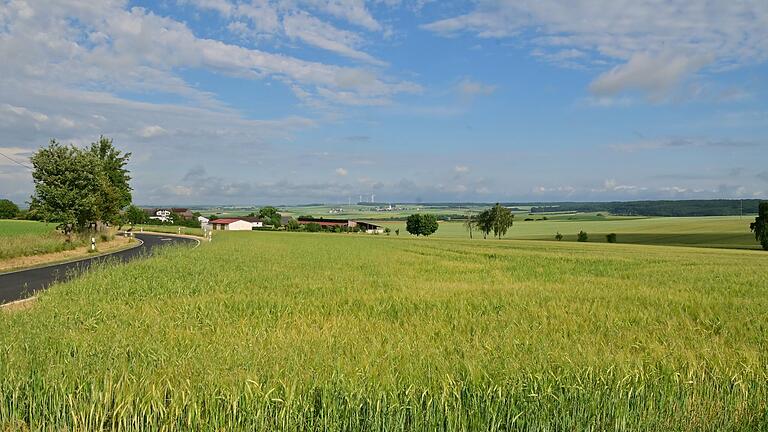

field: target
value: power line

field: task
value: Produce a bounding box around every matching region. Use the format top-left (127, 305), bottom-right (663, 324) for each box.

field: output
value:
top-left (0, 151), bottom-right (32, 170)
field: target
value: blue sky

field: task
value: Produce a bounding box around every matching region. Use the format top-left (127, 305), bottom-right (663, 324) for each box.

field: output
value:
top-left (0, 0), bottom-right (766, 205)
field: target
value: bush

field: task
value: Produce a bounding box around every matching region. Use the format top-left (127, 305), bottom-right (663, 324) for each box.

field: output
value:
top-left (305, 222), bottom-right (322, 232)
top-left (286, 219), bottom-right (300, 231)
top-left (577, 231), bottom-right (588, 242)
top-left (0, 199), bottom-right (20, 219)
top-left (606, 233), bottom-right (617, 243)
top-left (406, 214), bottom-right (439, 237)
top-left (555, 232), bottom-right (563, 241)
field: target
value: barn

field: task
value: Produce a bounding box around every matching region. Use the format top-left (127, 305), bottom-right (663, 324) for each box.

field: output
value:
top-left (297, 217), bottom-right (384, 234)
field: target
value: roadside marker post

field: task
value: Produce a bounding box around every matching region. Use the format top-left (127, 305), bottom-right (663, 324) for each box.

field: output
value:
top-left (91, 237), bottom-right (96, 251)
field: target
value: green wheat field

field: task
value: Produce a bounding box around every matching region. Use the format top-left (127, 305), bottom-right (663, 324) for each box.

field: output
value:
top-left (1, 229), bottom-right (767, 430)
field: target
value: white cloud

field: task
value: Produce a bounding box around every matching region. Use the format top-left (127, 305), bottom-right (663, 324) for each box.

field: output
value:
top-left (137, 125), bottom-right (169, 139)
top-left (424, 1), bottom-right (768, 97)
top-left (335, 167), bottom-right (348, 176)
top-left (457, 78), bottom-right (496, 98)
top-left (298, 0), bottom-right (382, 32)
top-left (454, 165), bottom-right (469, 173)
top-left (0, 1), bottom-right (417, 108)
top-left (589, 52), bottom-right (713, 99)
top-left (609, 137), bottom-right (764, 152)
top-left (283, 12), bottom-right (386, 66)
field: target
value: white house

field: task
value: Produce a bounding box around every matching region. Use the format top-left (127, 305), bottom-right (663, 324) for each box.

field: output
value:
top-left (208, 217), bottom-right (265, 231)
top-left (149, 209), bottom-right (172, 223)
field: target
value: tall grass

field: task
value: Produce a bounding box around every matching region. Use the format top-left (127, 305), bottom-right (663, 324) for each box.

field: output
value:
top-left (1, 232), bottom-right (767, 430)
top-left (0, 221), bottom-right (92, 260)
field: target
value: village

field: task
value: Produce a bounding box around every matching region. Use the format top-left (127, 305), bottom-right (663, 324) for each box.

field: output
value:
top-left (142, 207), bottom-right (386, 234)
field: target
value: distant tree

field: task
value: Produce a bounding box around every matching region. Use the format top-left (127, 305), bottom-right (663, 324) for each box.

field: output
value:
top-left (286, 218), bottom-right (300, 231)
top-left (0, 199), bottom-right (20, 219)
top-left (464, 212), bottom-right (475, 239)
top-left (258, 206), bottom-right (282, 227)
top-left (406, 213), bottom-right (439, 237)
top-left (305, 222), bottom-right (322, 232)
top-left (606, 233), bottom-right (617, 243)
top-left (490, 203), bottom-right (514, 239)
top-left (555, 232), bottom-right (563, 241)
top-left (125, 205), bottom-right (147, 225)
top-left (208, 214), bottom-right (217, 221)
top-left (474, 204), bottom-right (514, 239)
top-left (247, 212), bottom-right (256, 217)
top-left (750, 201), bottom-right (768, 251)
top-left (577, 231), bottom-right (588, 242)
top-left (475, 209), bottom-right (493, 239)
top-left (395, 228), bottom-right (400, 236)
top-left (384, 227), bottom-right (391, 235)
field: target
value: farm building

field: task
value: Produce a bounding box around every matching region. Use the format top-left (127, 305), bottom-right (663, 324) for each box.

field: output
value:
top-left (209, 217), bottom-right (265, 231)
top-left (297, 217), bottom-right (384, 234)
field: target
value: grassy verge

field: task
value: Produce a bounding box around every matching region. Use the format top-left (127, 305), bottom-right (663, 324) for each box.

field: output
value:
top-left (0, 235), bottom-right (136, 273)
top-left (0, 220), bottom-right (89, 260)
top-left (1, 232), bottom-right (767, 430)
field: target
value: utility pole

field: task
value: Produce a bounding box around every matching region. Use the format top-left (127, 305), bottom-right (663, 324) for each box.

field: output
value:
top-left (741, 199), bottom-right (743, 220)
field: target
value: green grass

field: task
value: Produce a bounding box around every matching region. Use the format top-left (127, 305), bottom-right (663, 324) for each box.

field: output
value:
top-left (0, 220), bottom-right (88, 260)
top-left (377, 216), bottom-right (760, 249)
top-left (1, 232), bottom-right (767, 430)
top-left (0, 220), bottom-right (57, 237)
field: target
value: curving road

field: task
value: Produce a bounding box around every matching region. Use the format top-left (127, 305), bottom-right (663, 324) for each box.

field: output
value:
top-left (0, 233), bottom-right (198, 305)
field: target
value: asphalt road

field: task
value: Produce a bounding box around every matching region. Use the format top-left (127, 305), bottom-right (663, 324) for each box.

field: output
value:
top-left (0, 233), bottom-right (198, 305)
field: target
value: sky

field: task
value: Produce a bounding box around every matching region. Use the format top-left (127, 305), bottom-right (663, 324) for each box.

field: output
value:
top-left (0, 0), bottom-right (767, 206)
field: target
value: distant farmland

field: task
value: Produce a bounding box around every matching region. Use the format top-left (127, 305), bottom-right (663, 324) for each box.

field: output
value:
top-left (377, 216), bottom-right (759, 249)
top-left (1, 231), bottom-right (766, 430)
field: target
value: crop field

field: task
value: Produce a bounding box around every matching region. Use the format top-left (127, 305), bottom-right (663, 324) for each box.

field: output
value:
top-left (0, 220), bottom-right (87, 260)
top-left (378, 216), bottom-right (759, 249)
top-left (1, 231), bottom-right (767, 430)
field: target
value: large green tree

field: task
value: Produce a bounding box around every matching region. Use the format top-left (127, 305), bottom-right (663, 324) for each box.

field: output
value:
top-left (406, 213), bottom-right (439, 237)
top-left (30, 137), bottom-right (131, 233)
top-left (125, 205), bottom-right (148, 225)
top-left (258, 206), bottom-right (282, 227)
top-left (89, 136), bottom-right (132, 225)
top-left (0, 199), bottom-right (20, 219)
top-left (750, 201), bottom-right (768, 251)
